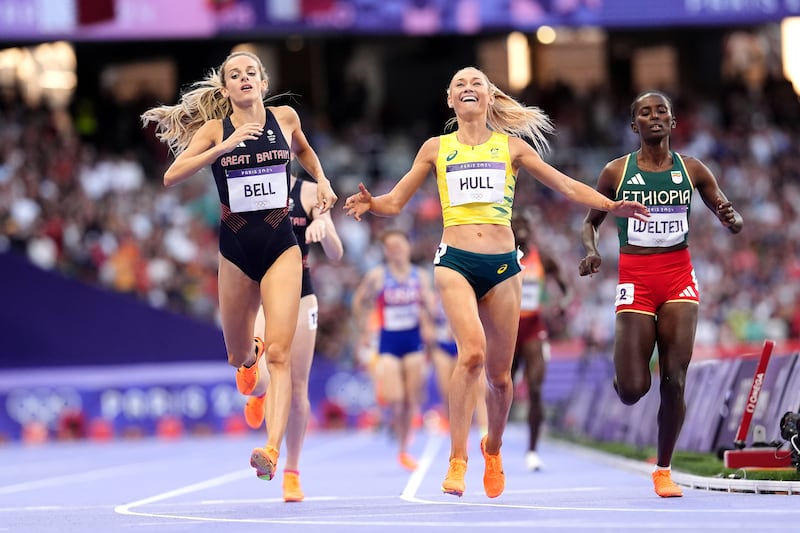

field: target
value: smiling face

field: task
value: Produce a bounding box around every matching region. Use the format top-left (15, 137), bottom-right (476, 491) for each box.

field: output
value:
top-left (446, 67), bottom-right (495, 117)
top-left (631, 92), bottom-right (675, 142)
top-left (220, 52), bottom-right (269, 104)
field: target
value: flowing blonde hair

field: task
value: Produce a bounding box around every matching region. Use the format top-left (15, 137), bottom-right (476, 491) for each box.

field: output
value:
top-left (140, 51), bottom-right (269, 156)
top-left (445, 67), bottom-right (554, 155)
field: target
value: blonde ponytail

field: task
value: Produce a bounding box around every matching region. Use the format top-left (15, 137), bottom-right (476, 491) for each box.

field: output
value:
top-left (445, 67), bottom-right (554, 155)
top-left (141, 51), bottom-right (267, 156)
top-left (486, 85), bottom-right (553, 156)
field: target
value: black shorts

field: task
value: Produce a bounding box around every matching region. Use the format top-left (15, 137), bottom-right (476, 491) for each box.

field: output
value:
top-left (300, 268), bottom-right (314, 297)
top-left (219, 210), bottom-right (298, 282)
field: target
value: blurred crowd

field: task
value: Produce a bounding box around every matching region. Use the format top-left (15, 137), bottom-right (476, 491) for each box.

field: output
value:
top-left (2, 75), bottom-right (800, 365)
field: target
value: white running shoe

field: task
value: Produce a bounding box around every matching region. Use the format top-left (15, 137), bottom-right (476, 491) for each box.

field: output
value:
top-left (525, 451), bottom-right (543, 471)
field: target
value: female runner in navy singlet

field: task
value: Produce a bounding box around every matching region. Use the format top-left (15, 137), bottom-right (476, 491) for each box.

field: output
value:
top-left (142, 51), bottom-right (337, 482)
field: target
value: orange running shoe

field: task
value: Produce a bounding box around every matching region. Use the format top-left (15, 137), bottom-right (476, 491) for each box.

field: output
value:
top-left (243, 394), bottom-right (266, 429)
top-left (398, 452), bottom-right (418, 472)
top-left (652, 469), bottom-right (683, 497)
top-left (480, 435), bottom-right (505, 498)
top-left (441, 458), bottom-right (467, 497)
top-left (282, 470), bottom-right (304, 502)
top-left (236, 337), bottom-right (265, 395)
top-left (250, 445), bottom-right (279, 481)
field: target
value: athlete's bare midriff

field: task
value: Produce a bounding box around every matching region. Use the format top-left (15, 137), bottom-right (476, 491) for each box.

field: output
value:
top-left (620, 242), bottom-right (688, 255)
top-left (441, 223), bottom-right (514, 254)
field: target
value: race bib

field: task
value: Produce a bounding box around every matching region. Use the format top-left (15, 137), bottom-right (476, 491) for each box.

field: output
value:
top-left (307, 306), bottom-right (318, 331)
top-left (520, 280), bottom-right (542, 312)
top-left (627, 205), bottom-right (688, 247)
top-left (445, 161), bottom-right (506, 206)
top-left (383, 304), bottom-right (419, 331)
top-left (615, 282), bottom-right (635, 307)
top-left (433, 243), bottom-right (447, 265)
top-left (226, 164), bottom-right (288, 213)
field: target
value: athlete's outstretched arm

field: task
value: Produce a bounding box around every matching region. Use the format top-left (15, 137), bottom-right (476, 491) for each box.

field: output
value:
top-left (344, 138), bottom-right (438, 221)
top-left (511, 138), bottom-right (648, 221)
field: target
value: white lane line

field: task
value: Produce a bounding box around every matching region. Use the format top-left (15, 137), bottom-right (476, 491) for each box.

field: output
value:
top-left (0, 463), bottom-right (164, 495)
top-left (114, 430), bottom-right (381, 523)
top-left (115, 469), bottom-right (251, 515)
top-left (401, 431), bottom-right (445, 500)
top-left (111, 430), bottom-right (800, 527)
top-left (398, 432), bottom-right (800, 516)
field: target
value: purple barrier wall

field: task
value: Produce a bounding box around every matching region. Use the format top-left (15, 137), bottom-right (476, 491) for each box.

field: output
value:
top-left (542, 359), bottom-right (583, 406)
top-left (677, 359), bottom-right (743, 453)
top-left (555, 354), bottom-right (614, 436)
top-left (762, 354), bottom-right (799, 443)
top-left (0, 252), bottom-right (226, 367)
top-left (558, 384), bottom-right (598, 436)
top-left (621, 382), bottom-right (660, 448)
top-left (557, 349), bottom-right (800, 454)
top-left (711, 354), bottom-right (798, 451)
top-left (0, 354), bottom-right (376, 442)
top-left (0, 362), bottom-right (241, 441)
top-left (585, 383), bottom-right (631, 442)
top-left (673, 360), bottom-right (715, 451)
top-left (772, 362), bottom-right (800, 449)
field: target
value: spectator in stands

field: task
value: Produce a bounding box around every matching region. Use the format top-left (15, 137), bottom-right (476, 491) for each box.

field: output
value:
top-left (578, 90), bottom-right (743, 498)
top-left (510, 207), bottom-right (571, 472)
top-left (244, 167), bottom-right (344, 502)
top-left (140, 51), bottom-right (337, 482)
top-left (343, 66), bottom-right (648, 499)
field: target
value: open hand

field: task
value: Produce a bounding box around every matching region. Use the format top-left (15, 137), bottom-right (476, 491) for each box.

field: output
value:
top-left (610, 200), bottom-right (650, 222)
top-left (224, 122), bottom-right (263, 153)
top-left (344, 183), bottom-right (373, 221)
